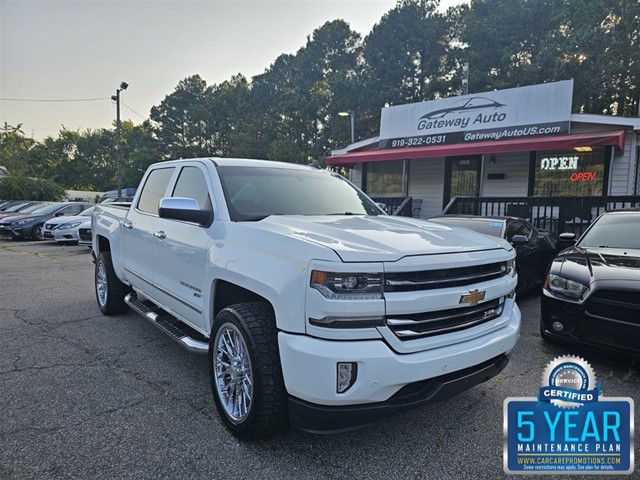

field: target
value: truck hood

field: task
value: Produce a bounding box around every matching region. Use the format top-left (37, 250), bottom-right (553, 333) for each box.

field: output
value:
top-left (252, 215), bottom-right (511, 262)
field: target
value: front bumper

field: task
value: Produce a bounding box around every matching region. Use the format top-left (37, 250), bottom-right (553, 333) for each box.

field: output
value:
top-left (541, 291), bottom-right (640, 356)
top-left (0, 225), bottom-right (26, 238)
top-left (278, 304), bottom-right (520, 432)
top-left (289, 353), bottom-right (510, 433)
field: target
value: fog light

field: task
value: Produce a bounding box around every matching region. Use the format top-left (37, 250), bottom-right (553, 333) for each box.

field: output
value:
top-left (552, 321), bottom-right (564, 332)
top-left (337, 362), bottom-right (358, 393)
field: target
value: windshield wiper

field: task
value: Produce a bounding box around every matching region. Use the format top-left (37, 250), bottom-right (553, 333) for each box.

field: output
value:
top-left (327, 212), bottom-right (365, 216)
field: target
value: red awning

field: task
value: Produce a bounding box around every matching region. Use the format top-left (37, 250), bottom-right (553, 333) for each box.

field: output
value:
top-left (326, 130), bottom-right (626, 165)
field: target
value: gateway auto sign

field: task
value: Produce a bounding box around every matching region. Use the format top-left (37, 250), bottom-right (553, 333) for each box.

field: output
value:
top-left (379, 80), bottom-right (573, 150)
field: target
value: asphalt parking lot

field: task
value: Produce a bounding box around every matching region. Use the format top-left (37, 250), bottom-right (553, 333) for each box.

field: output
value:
top-left (1, 239), bottom-right (638, 480)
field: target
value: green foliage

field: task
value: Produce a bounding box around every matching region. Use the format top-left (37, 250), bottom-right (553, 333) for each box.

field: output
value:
top-left (1, 0), bottom-right (637, 184)
top-left (0, 128), bottom-right (37, 175)
top-left (0, 173), bottom-right (66, 201)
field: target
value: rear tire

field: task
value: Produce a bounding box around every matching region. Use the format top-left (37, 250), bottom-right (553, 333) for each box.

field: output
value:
top-left (209, 302), bottom-right (288, 440)
top-left (95, 251), bottom-right (130, 315)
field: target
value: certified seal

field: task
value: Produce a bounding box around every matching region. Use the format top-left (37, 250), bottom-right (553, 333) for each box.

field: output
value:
top-left (539, 355), bottom-right (598, 408)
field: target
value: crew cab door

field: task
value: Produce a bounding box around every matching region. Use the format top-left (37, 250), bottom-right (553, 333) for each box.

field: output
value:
top-left (153, 163), bottom-right (213, 332)
top-left (122, 166), bottom-right (175, 298)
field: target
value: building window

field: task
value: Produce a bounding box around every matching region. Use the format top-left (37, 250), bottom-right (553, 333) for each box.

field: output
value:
top-left (533, 148), bottom-right (605, 196)
top-left (366, 160), bottom-right (408, 197)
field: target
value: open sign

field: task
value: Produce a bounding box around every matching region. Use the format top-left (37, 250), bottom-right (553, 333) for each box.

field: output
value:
top-left (570, 172), bottom-right (597, 182)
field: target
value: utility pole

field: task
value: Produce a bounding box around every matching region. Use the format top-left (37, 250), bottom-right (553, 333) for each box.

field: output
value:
top-left (111, 82), bottom-right (128, 197)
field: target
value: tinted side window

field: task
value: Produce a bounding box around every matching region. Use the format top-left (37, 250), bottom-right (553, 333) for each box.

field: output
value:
top-left (137, 168), bottom-right (174, 214)
top-left (506, 220), bottom-right (532, 240)
top-left (64, 205), bottom-right (85, 215)
top-left (172, 166), bottom-right (212, 211)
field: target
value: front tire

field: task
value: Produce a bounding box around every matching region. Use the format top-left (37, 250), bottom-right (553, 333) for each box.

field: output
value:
top-left (31, 224), bottom-right (44, 240)
top-left (95, 251), bottom-right (130, 315)
top-left (209, 302), bottom-right (288, 440)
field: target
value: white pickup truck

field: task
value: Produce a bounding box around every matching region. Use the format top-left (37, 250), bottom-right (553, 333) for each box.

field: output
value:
top-left (92, 158), bottom-right (521, 439)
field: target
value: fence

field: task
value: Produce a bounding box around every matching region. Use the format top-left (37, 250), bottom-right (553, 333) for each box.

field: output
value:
top-left (442, 195), bottom-right (640, 236)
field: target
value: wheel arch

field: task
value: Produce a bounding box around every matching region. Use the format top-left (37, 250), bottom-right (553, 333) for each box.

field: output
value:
top-left (209, 280), bottom-right (275, 333)
top-left (95, 234), bottom-right (111, 255)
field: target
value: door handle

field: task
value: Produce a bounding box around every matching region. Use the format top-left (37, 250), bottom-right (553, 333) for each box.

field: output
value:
top-left (154, 230), bottom-right (166, 240)
top-left (123, 220), bottom-right (133, 230)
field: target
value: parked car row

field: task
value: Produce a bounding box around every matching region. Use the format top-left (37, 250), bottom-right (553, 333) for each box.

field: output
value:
top-left (0, 201), bottom-right (92, 240)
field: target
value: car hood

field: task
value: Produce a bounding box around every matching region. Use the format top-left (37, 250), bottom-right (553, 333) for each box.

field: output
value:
top-left (0, 213), bottom-right (38, 223)
top-left (249, 215), bottom-right (511, 262)
top-left (554, 246), bottom-right (640, 283)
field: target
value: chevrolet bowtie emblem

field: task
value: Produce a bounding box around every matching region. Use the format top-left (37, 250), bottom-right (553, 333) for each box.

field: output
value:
top-left (460, 289), bottom-right (485, 306)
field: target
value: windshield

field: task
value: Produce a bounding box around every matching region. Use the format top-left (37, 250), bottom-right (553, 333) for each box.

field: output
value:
top-left (217, 166), bottom-right (382, 221)
top-left (19, 202), bottom-right (50, 214)
top-left (4, 202), bottom-right (31, 212)
top-left (29, 203), bottom-right (64, 215)
top-left (579, 213), bottom-right (640, 249)
top-left (79, 206), bottom-right (95, 216)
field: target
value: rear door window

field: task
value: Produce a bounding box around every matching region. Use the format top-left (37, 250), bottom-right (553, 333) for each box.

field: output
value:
top-left (137, 167), bottom-right (175, 215)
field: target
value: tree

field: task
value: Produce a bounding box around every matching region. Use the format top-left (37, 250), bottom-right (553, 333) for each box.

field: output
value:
top-left (363, 0), bottom-right (451, 105)
top-left (452, 0), bottom-right (639, 115)
top-left (150, 75), bottom-right (213, 159)
top-left (0, 173), bottom-right (66, 201)
top-left (0, 128), bottom-right (37, 175)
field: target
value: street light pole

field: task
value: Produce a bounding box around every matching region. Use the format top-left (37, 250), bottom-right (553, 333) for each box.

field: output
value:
top-left (462, 63), bottom-right (469, 96)
top-left (339, 110), bottom-right (355, 144)
top-left (111, 81), bottom-right (128, 197)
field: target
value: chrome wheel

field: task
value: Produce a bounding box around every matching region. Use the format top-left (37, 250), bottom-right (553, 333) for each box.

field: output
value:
top-left (96, 260), bottom-right (108, 307)
top-left (214, 323), bottom-right (253, 424)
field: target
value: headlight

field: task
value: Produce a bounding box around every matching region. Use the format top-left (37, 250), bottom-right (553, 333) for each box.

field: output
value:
top-left (57, 222), bottom-right (82, 230)
top-left (16, 217), bottom-right (34, 225)
top-left (310, 270), bottom-right (383, 300)
top-left (544, 274), bottom-right (588, 299)
top-left (506, 258), bottom-right (517, 277)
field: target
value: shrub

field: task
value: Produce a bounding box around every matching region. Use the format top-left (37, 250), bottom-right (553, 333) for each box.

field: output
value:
top-left (0, 174), bottom-right (66, 201)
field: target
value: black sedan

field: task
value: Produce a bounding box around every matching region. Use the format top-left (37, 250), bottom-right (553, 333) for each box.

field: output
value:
top-left (428, 215), bottom-right (557, 294)
top-left (540, 209), bottom-right (640, 356)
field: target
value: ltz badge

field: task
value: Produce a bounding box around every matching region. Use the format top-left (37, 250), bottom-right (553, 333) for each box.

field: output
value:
top-left (503, 356), bottom-right (634, 475)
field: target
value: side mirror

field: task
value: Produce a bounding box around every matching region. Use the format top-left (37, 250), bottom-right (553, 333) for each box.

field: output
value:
top-left (54, 211), bottom-right (65, 216)
top-left (510, 234), bottom-right (529, 246)
top-left (158, 197), bottom-right (213, 226)
top-left (558, 232), bottom-right (576, 247)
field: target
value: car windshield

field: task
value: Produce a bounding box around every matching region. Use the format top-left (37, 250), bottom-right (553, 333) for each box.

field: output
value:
top-left (18, 202), bottom-right (50, 214)
top-left (79, 206), bottom-right (95, 216)
top-left (4, 202), bottom-right (30, 212)
top-left (217, 166), bottom-right (382, 221)
top-left (579, 213), bottom-right (640, 249)
top-left (29, 203), bottom-right (63, 215)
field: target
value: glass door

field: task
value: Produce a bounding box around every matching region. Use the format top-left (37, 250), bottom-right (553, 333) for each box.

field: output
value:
top-left (443, 156), bottom-right (482, 212)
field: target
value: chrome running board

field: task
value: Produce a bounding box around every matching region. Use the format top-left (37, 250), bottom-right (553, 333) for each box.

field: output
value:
top-left (124, 293), bottom-right (209, 354)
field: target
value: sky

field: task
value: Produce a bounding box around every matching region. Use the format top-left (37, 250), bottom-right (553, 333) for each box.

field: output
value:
top-left (0, 0), bottom-right (467, 140)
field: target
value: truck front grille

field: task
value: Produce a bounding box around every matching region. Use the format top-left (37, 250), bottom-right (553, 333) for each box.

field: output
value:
top-left (386, 297), bottom-right (504, 339)
top-left (384, 262), bottom-right (507, 292)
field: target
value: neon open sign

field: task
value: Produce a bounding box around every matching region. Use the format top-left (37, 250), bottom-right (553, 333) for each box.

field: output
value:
top-left (570, 172), bottom-right (597, 182)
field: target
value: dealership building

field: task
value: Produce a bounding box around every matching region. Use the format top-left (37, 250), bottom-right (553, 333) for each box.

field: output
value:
top-left (328, 80), bottom-right (640, 233)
